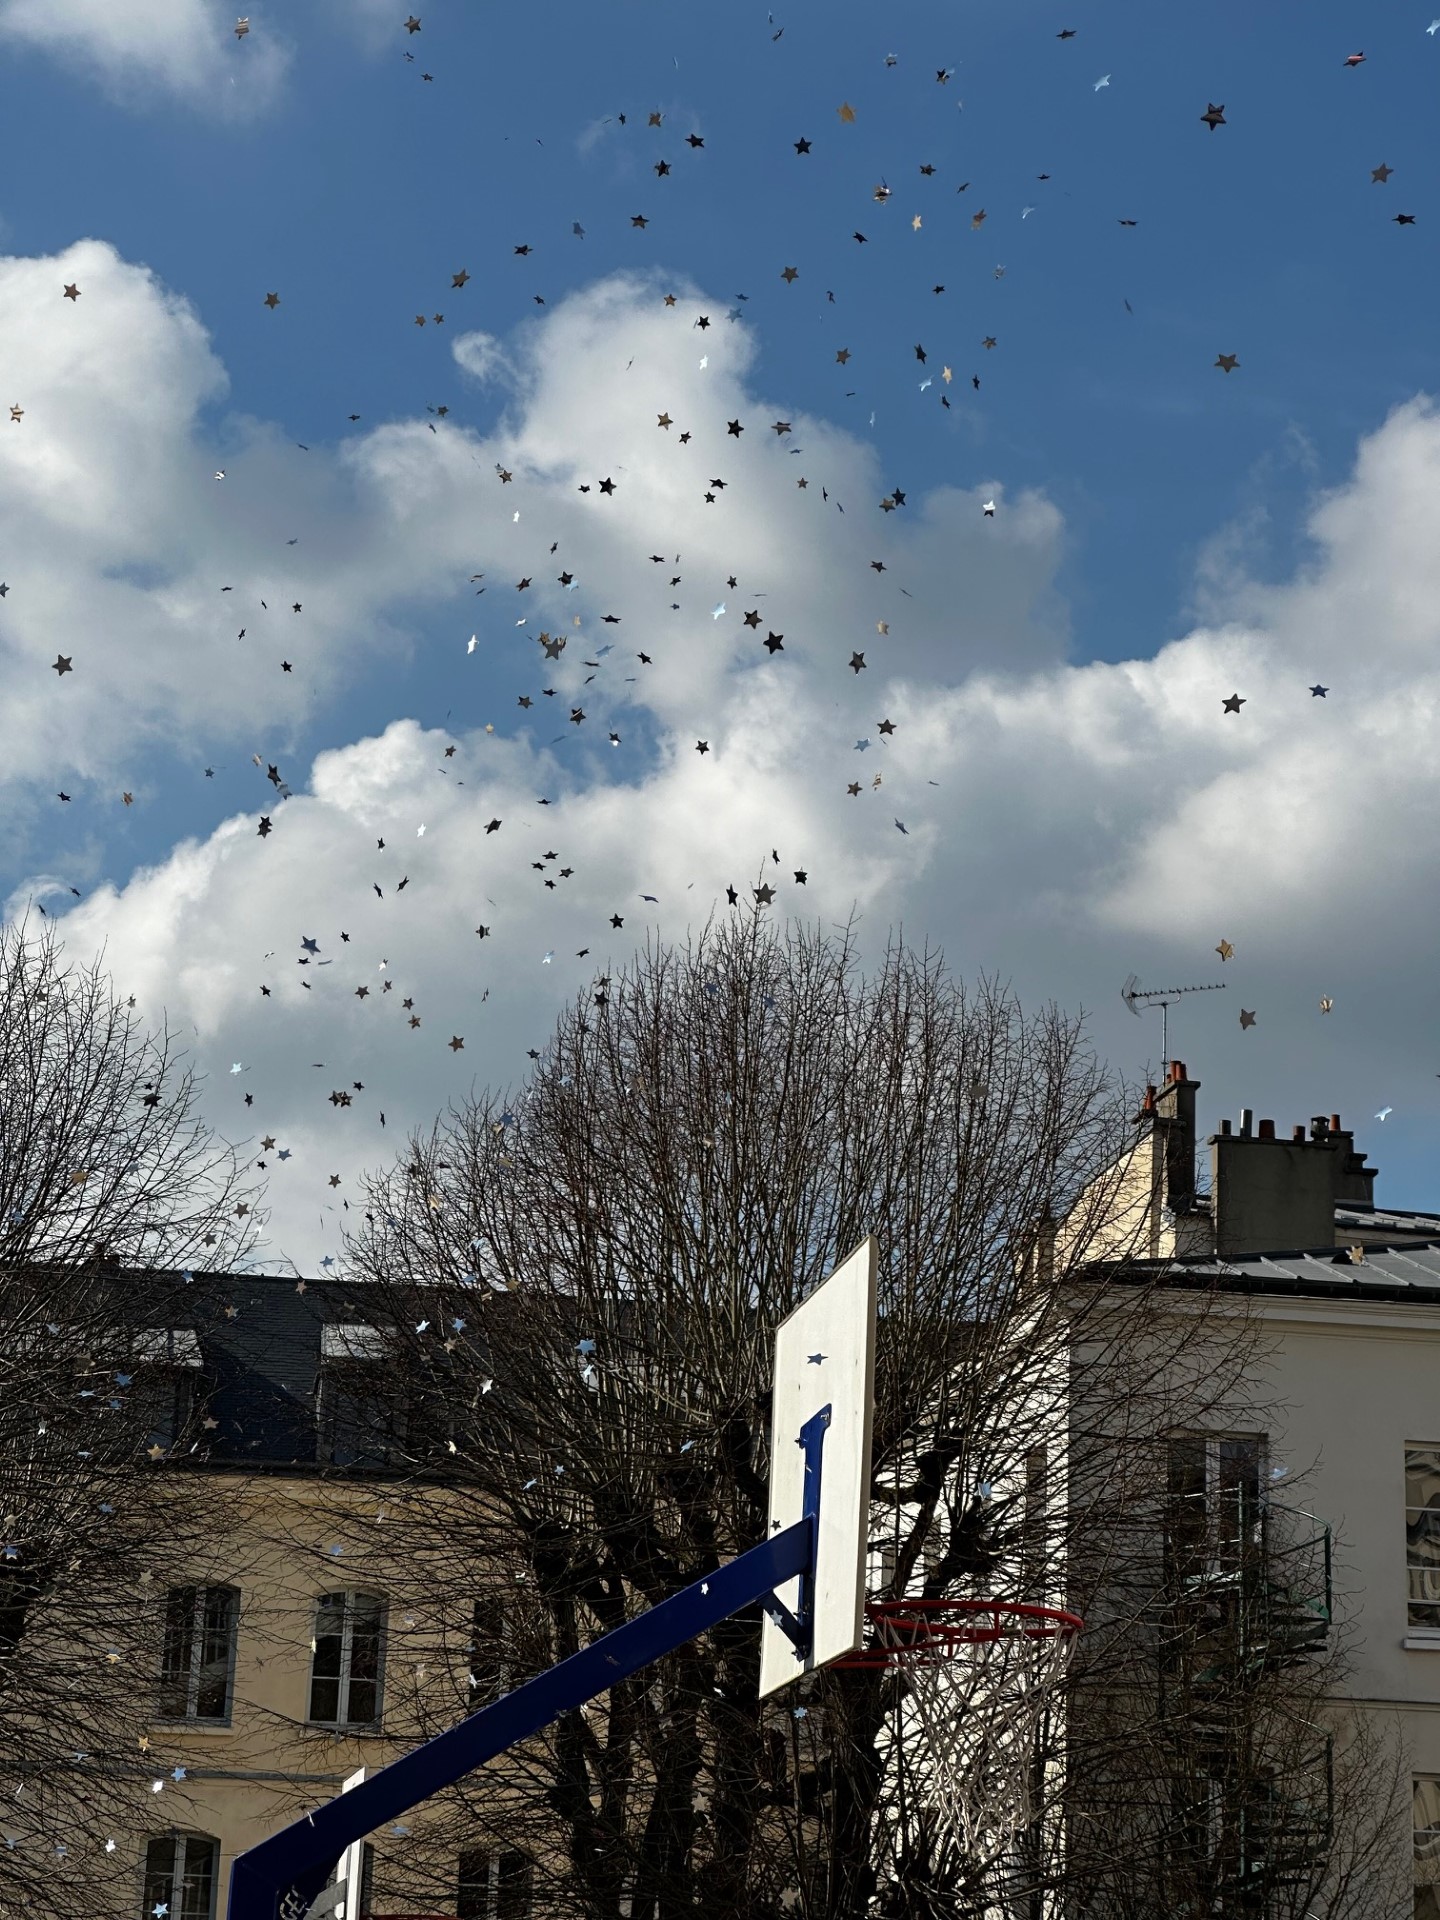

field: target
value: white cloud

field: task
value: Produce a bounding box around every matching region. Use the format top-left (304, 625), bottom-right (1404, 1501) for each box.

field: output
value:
top-left (19, 250), bottom-right (1440, 1263)
top-left (0, 0), bottom-right (287, 111)
top-left (0, 249), bottom-right (1066, 821)
top-left (451, 332), bottom-right (512, 387)
top-left (0, 239), bottom-right (428, 811)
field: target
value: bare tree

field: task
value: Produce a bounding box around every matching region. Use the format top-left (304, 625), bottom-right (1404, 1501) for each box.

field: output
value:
top-left (0, 918), bottom-right (261, 1916)
top-left (313, 919), bottom-right (1401, 1920)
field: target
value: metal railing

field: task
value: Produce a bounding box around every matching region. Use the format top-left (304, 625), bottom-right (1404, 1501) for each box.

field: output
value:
top-left (1161, 1498), bottom-right (1332, 1671)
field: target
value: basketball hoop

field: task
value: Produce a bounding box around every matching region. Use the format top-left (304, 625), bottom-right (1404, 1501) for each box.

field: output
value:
top-left (836, 1599), bottom-right (1083, 1876)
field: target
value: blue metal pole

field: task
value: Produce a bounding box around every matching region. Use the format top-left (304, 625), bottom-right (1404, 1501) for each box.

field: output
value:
top-left (227, 1516), bottom-right (816, 1920)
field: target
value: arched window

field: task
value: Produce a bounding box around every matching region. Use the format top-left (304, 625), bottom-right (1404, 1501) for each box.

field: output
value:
top-left (309, 1592), bottom-right (386, 1726)
top-left (142, 1833), bottom-right (219, 1920)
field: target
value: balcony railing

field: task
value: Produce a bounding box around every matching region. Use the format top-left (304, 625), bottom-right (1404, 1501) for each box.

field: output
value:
top-left (1163, 1737), bottom-right (1334, 1918)
top-left (1160, 1498), bottom-right (1331, 1673)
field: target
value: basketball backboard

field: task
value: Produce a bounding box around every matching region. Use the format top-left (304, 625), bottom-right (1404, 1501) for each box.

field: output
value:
top-left (758, 1236), bottom-right (878, 1697)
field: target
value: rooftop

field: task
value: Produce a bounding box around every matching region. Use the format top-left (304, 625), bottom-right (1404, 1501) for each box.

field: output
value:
top-left (107, 1272), bottom-right (403, 1471)
top-left (1123, 1221), bottom-right (1440, 1308)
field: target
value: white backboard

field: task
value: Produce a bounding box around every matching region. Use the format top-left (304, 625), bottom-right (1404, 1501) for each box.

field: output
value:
top-left (758, 1236), bottom-right (877, 1697)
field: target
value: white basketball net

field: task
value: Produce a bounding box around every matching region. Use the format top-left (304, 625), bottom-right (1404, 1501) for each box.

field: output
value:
top-left (871, 1610), bottom-right (1078, 1879)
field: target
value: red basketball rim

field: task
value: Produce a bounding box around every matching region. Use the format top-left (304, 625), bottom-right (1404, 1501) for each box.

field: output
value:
top-left (834, 1597), bottom-right (1084, 1669)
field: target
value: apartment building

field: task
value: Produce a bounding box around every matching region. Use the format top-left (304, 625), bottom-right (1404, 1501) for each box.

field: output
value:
top-left (1071, 1061), bottom-right (1440, 1917)
top-left (125, 1277), bottom-right (523, 1920)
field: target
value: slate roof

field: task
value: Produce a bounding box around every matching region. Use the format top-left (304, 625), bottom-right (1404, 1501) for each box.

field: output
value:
top-left (1335, 1200), bottom-right (1440, 1243)
top-left (1134, 1237), bottom-right (1440, 1307)
top-left (126, 1271), bottom-right (385, 1470)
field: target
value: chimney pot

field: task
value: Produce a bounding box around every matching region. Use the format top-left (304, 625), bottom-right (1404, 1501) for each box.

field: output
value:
top-left (1169, 1060), bottom-right (1187, 1083)
top-left (1310, 1115), bottom-right (1328, 1141)
top-left (1258, 1119), bottom-right (1276, 1141)
top-left (1331, 1114), bottom-right (1341, 1133)
top-left (1292, 1125), bottom-right (1305, 1143)
top-left (1240, 1108), bottom-right (1253, 1137)
top-left (1220, 1118), bottom-right (1232, 1135)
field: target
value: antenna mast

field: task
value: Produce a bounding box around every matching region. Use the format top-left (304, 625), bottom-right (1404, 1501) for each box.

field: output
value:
top-left (1120, 974), bottom-right (1227, 1063)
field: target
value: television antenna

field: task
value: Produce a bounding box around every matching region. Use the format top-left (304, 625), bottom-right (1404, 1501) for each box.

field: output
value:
top-left (1121, 974), bottom-right (1227, 1062)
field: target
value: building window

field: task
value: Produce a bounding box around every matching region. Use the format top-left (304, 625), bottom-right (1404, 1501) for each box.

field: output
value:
top-left (144, 1367), bottom-right (201, 1447)
top-left (457, 1849), bottom-right (533, 1920)
top-left (1415, 1777), bottom-right (1440, 1919)
top-left (142, 1834), bottom-right (219, 1920)
top-left (468, 1598), bottom-right (510, 1705)
top-left (317, 1326), bottom-right (395, 1468)
top-left (158, 1587), bottom-right (238, 1722)
top-left (309, 1592), bottom-right (385, 1727)
top-left (131, 1330), bottom-right (205, 1447)
top-left (1166, 1433), bottom-right (1264, 1578)
top-left (1406, 1449), bottom-right (1440, 1629)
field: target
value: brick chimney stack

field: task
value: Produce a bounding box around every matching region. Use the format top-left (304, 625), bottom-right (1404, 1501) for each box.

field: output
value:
top-left (1154, 1060), bottom-right (1199, 1214)
top-left (1208, 1102), bottom-right (1379, 1255)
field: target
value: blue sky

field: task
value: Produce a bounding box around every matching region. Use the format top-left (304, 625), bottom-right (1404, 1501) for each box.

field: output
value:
top-left (1, 0), bottom-right (1437, 1262)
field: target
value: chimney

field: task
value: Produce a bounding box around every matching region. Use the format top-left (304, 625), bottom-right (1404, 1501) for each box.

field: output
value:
top-left (1209, 1102), bottom-right (1376, 1256)
top-left (1324, 1114), bottom-right (1378, 1207)
top-left (1153, 1060), bottom-right (1199, 1212)
top-left (1029, 1213), bottom-right (1056, 1286)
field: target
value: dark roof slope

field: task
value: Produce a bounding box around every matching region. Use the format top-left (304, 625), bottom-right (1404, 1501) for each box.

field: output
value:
top-left (125, 1270), bottom-right (382, 1469)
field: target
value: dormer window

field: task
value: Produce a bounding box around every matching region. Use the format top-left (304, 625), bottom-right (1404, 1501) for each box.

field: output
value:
top-left (131, 1329), bottom-right (204, 1447)
top-left (317, 1326), bottom-right (394, 1467)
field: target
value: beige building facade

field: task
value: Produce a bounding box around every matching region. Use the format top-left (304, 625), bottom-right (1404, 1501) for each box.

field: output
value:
top-left (123, 1281), bottom-right (521, 1920)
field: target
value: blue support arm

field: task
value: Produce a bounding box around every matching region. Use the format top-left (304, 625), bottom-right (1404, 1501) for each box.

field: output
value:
top-left (227, 1515), bottom-right (816, 1920)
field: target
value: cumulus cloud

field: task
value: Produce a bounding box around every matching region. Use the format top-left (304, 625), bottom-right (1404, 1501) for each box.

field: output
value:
top-left (0, 249), bottom-right (1064, 818)
top-left (0, 239), bottom-right (430, 817)
top-left (0, 0), bottom-right (287, 111)
top-left (15, 246), bottom-right (1440, 1264)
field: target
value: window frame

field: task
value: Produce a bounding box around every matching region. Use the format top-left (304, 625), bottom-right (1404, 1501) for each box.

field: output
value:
top-left (308, 1591), bottom-right (387, 1730)
top-left (157, 1585), bottom-right (239, 1725)
top-left (1164, 1430), bottom-right (1266, 1580)
top-left (468, 1597), bottom-right (512, 1706)
top-left (132, 1330), bottom-right (205, 1440)
top-left (1406, 1446), bottom-right (1440, 1634)
top-left (457, 1847), bottom-right (533, 1920)
top-left (1415, 1776), bottom-right (1440, 1919)
top-left (315, 1357), bottom-right (393, 1468)
top-left (141, 1831), bottom-right (220, 1920)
